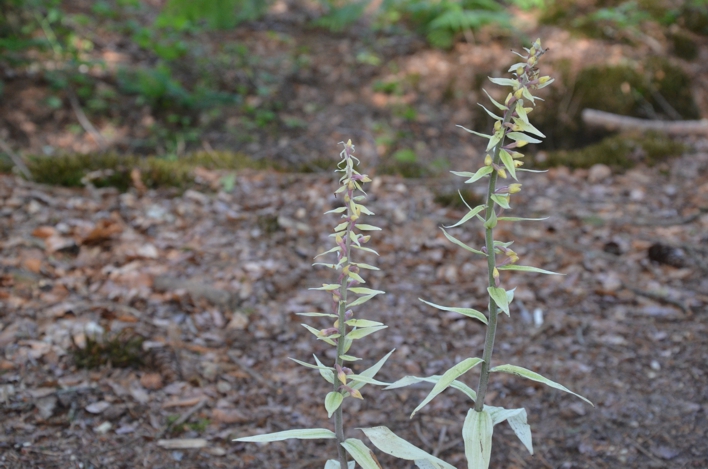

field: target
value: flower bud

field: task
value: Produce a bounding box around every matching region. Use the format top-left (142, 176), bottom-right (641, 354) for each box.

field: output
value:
top-left (348, 180), bottom-right (355, 190)
top-left (342, 265), bottom-right (350, 275)
top-left (494, 121), bottom-right (501, 132)
top-left (484, 155), bottom-right (493, 166)
top-left (510, 151), bottom-right (524, 159)
top-left (539, 76), bottom-right (551, 85)
top-left (345, 309), bottom-right (353, 319)
top-left (514, 88), bottom-right (524, 99)
top-left (343, 193), bottom-right (351, 203)
top-left (360, 235), bottom-right (371, 243)
top-left (514, 160), bottom-right (524, 167)
top-left (497, 168), bottom-right (508, 179)
top-left (516, 141), bottom-right (528, 148)
top-left (350, 213), bottom-right (359, 221)
top-left (509, 183), bottom-right (522, 194)
top-left (516, 66), bottom-right (524, 75)
top-left (336, 364), bottom-right (347, 385)
top-left (504, 93), bottom-right (513, 105)
top-left (320, 327), bottom-right (339, 337)
top-left (528, 55), bottom-right (537, 66)
top-left (341, 367), bottom-right (352, 375)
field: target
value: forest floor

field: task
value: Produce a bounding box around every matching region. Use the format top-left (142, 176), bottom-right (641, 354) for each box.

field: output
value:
top-left (2, 1), bottom-right (708, 469)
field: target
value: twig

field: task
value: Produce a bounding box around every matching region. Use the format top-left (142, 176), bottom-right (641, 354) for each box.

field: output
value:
top-left (156, 398), bottom-right (207, 439)
top-left (432, 425), bottom-right (447, 457)
top-left (0, 137), bottom-right (32, 180)
top-left (582, 108), bottom-right (708, 135)
top-left (66, 87), bottom-right (108, 151)
top-left (414, 421), bottom-right (434, 451)
top-left (622, 283), bottom-right (689, 315)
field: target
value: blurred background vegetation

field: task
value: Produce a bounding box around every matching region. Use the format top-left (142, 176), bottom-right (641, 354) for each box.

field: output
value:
top-left (0, 0), bottom-right (706, 187)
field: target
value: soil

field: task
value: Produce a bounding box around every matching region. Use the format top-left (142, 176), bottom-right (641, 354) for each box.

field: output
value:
top-left (1, 1), bottom-right (708, 468)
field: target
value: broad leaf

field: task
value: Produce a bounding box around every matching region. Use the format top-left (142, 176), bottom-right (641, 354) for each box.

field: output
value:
top-left (461, 165), bottom-right (494, 184)
top-left (234, 428), bottom-right (336, 442)
top-left (419, 298), bottom-right (487, 325)
top-left (347, 294), bottom-right (378, 308)
top-left (498, 265), bottom-right (562, 275)
top-left (506, 132), bottom-right (541, 144)
top-left (355, 224), bottom-right (382, 231)
top-left (361, 426), bottom-right (456, 469)
top-left (443, 204), bottom-right (486, 229)
top-left (491, 364), bottom-right (593, 406)
top-left (346, 319), bottom-right (384, 328)
top-left (485, 405), bottom-right (533, 455)
top-left (488, 76), bottom-right (519, 87)
top-left (341, 438), bottom-right (383, 469)
top-left (499, 149), bottom-right (517, 181)
top-left (385, 375), bottom-right (476, 401)
top-left (325, 392), bottom-right (344, 418)
top-left (347, 325), bottom-right (388, 340)
top-left (410, 357), bottom-right (483, 417)
top-left (348, 287), bottom-right (385, 295)
top-left (314, 354), bottom-right (335, 384)
top-left (463, 409), bottom-right (493, 469)
top-left (440, 228), bottom-right (486, 256)
top-left (490, 194), bottom-right (510, 210)
top-left (487, 287), bottom-right (510, 316)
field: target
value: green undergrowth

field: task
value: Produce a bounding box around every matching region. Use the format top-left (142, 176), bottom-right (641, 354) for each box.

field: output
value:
top-left (72, 332), bottom-right (144, 369)
top-left (535, 132), bottom-right (686, 169)
top-left (20, 151), bottom-right (270, 190)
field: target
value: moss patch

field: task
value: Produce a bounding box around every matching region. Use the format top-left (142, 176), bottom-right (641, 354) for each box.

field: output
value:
top-left (72, 332), bottom-right (144, 369)
top-left (536, 133), bottom-right (686, 169)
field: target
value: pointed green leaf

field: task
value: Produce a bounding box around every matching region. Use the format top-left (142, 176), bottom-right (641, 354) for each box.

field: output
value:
top-left (463, 409), bottom-right (493, 469)
top-left (385, 375), bottom-right (476, 401)
top-left (440, 228), bottom-right (486, 256)
top-left (355, 224), bottom-right (381, 231)
top-left (491, 364), bottom-right (593, 406)
top-left (516, 168), bottom-right (547, 173)
top-left (359, 205), bottom-right (374, 216)
top-left (462, 165), bottom-right (494, 184)
top-left (515, 101), bottom-right (529, 124)
top-left (487, 287), bottom-right (510, 316)
top-left (352, 245), bottom-right (380, 255)
top-left (450, 170), bottom-right (476, 178)
top-left (488, 77), bottom-right (519, 87)
top-left (315, 246), bottom-right (341, 258)
top-left (486, 130), bottom-right (504, 152)
top-left (490, 194), bottom-right (511, 209)
top-left (506, 132), bottom-right (542, 144)
top-left (443, 204), bottom-right (486, 229)
top-left (497, 216), bottom-right (549, 222)
top-left (346, 319), bottom-right (384, 328)
top-left (351, 349), bottom-right (395, 391)
top-left (484, 210), bottom-right (497, 230)
top-left (410, 357), bottom-right (484, 417)
top-left (478, 104), bottom-right (502, 121)
top-left (324, 461), bottom-right (355, 469)
top-left (482, 89), bottom-right (507, 111)
top-left (234, 428), bottom-right (336, 442)
top-left (297, 312), bottom-right (339, 318)
top-left (456, 125), bottom-right (492, 140)
top-left (348, 287), bottom-right (385, 295)
top-left (347, 325), bottom-right (388, 340)
top-left (289, 357), bottom-right (334, 372)
top-left (513, 117), bottom-right (545, 138)
top-left (341, 438), bottom-right (382, 469)
top-left (361, 426), bottom-right (456, 469)
top-left (419, 298), bottom-right (487, 325)
top-left (325, 392), bottom-right (344, 418)
top-left (352, 262), bottom-right (379, 270)
top-left (347, 294), bottom-right (378, 308)
top-left (348, 271), bottom-right (366, 284)
top-left (499, 149), bottom-right (518, 181)
top-left (339, 354), bottom-right (361, 362)
top-left (347, 375), bottom-right (390, 386)
top-left (506, 287), bottom-right (516, 305)
top-left (485, 405), bottom-right (533, 455)
top-left (498, 265), bottom-right (563, 275)
top-left (334, 222), bottom-right (348, 232)
top-left (313, 354), bottom-right (334, 384)
top-left (310, 284), bottom-right (342, 291)
top-left (521, 86), bottom-right (536, 103)
top-left (325, 207), bottom-right (347, 214)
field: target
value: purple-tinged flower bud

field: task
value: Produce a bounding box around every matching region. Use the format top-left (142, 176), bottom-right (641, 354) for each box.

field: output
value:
top-left (509, 183), bottom-right (522, 193)
top-left (336, 364), bottom-right (347, 385)
top-left (338, 384), bottom-right (363, 400)
top-left (360, 235), bottom-right (371, 243)
top-left (320, 327), bottom-right (339, 337)
top-left (484, 155), bottom-right (493, 166)
top-left (341, 367), bottom-right (353, 375)
top-left (345, 309), bottom-right (353, 319)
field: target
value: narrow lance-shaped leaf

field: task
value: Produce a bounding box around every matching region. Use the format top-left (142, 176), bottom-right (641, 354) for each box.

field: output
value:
top-left (348, 287), bottom-right (385, 295)
top-left (325, 392), bottom-right (344, 418)
top-left (355, 224), bottom-right (381, 231)
top-left (485, 405), bottom-right (533, 455)
top-left (289, 357), bottom-right (333, 372)
top-left (482, 88), bottom-right (508, 111)
top-left (462, 165), bottom-right (494, 184)
top-left (301, 323), bottom-right (337, 345)
top-left (347, 294), bottom-right (378, 308)
top-left (487, 287), bottom-right (510, 316)
top-left (324, 461), bottom-right (356, 469)
top-left (499, 149), bottom-right (518, 181)
top-left (456, 125), bottom-right (492, 140)
top-left (348, 325), bottom-right (388, 340)
top-left (351, 349), bottom-right (395, 391)
top-left (443, 204), bottom-right (486, 229)
top-left (488, 76), bottom-right (519, 87)
top-left (440, 228), bottom-right (486, 256)
top-left (314, 354), bottom-right (335, 384)
top-left (385, 375), bottom-right (476, 401)
top-left (491, 364), bottom-right (594, 406)
top-left (341, 438), bottom-right (383, 469)
top-left (506, 132), bottom-right (542, 144)
top-left (410, 357), bottom-right (483, 417)
top-left (297, 312), bottom-right (339, 318)
top-left (347, 375), bottom-right (391, 386)
top-left (490, 194), bottom-right (510, 210)
top-left (498, 265), bottom-right (563, 275)
top-left (462, 409), bottom-right (493, 469)
top-left (497, 216), bottom-right (549, 222)
top-left (346, 319), bottom-right (384, 328)
top-left (361, 426), bottom-right (456, 469)
top-left (419, 298), bottom-right (487, 325)
top-left (478, 103), bottom-right (502, 121)
top-left (234, 428), bottom-right (336, 442)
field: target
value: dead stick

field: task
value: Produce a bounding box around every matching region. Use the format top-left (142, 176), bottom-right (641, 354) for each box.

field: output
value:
top-left (582, 109), bottom-right (708, 136)
top-left (67, 87), bottom-right (108, 151)
top-left (0, 137), bottom-right (32, 180)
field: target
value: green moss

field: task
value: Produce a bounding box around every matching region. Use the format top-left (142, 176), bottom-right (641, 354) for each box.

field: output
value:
top-left (669, 30), bottom-right (699, 60)
top-left (536, 133), bottom-right (686, 169)
top-left (72, 332), bottom-right (144, 369)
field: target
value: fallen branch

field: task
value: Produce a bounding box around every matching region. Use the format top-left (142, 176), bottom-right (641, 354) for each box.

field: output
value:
top-left (0, 137), bottom-right (32, 180)
top-left (67, 87), bottom-right (109, 151)
top-left (582, 109), bottom-right (708, 136)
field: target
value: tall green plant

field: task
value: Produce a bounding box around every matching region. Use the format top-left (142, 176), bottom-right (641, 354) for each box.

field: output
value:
top-left (234, 141), bottom-right (396, 468)
top-left (365, 39), bottom-right (593, 468)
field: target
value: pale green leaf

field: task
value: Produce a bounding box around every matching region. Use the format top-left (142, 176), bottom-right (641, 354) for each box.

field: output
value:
top-left (297, 312), bottom-right (338, 318)
top-left (359, 205), bottom-right (374, 215)
top-left (351, 349), bottom-right (395, 391)
top-left (234, 428), bottom-right (336, 442)
top-left (339, 354), bottom-right (361, 362)
top-left (334, 222), bottom-right (348, 232)
top-left (506, 287), bottom-right (516, 305)
top-left (325, 392), bottom-right (344, 418)
top-left (490, 194), bottom-right (510, 210)
top-left (456, 125), bottom-right (492, 140)
top-left (310, 284), bottom-right (341, 291)
top-left (512, 117), bottom-right (545, 138)
top-left (315, 246), bottom-right (341, 258)
top-left (355, 224), bottom-right (381, 231)
top-left (347, 294), bottom-right (378, 308)
top-left (385, 374), bottom-right (477, 401)
top-left (498, 265), bottom-right (562, 275)
top-left (348, 271), bottom-right (366, 284)
top-left (484, 210), bottom-right (497, 230)
top-left (346, 319), bottom-right (384, 328)
top-left (450, 170), bottom-right (476, 178)
top-left (324, 461), bottom-right (355, 469)
top-left (491, 364), bottom-right (594, 406)
top-left (507, 62), bottom-right (527, 73)
top-left (515, 101), bottom-right (529, 124)
top-left (314, 354), bottom-right (334, 384)
top-left (347, 375), bottom-right (390, 386)
top-left (325, 207), bottom-right (347, 214)
top-left (499, 149), bottom-right (518, 181)
top-left (522, 86), bottom-right (536, 103)
top-left (516, 168), bottom-right (548, 173)
top-left (482, 88), bottom-right (507, 111)
top-left (462, 165), bottom-right (494, 184)
top-left (361, 426), bottom-right (456, 469)
top-left (488, 77), bottom-right (519, 87)
top-left (411, 357), bottom-right (484, 417)
top-left (478, 103), bottom-right (502, 121)
top-left (419, 298), bottom-right (487, 325)
top-left (440, 228), bottom-right (486, 256)
top-left (487, 287), bottom-right (510, 316)
top-left (506, 132), bottom-right (542, 144)
top-left (289, 357), bottom-right (333, 372)
top-left (348, 287), bottom-right (385, 295)
top-left (352, 245), bottom-right (380, 255)
top-left (463, 409), bottom-right (493, 469)
top-left (347, 325), bottom-right (388, 340)
top-left (443, 204), bottom-right (486, 229)
top-left (497, 216), bottom-right (549, 222)
top-left (485, 405), bottom-right (533, 455)
top-left (486, 130), bottom-right (504, 152)
top-left (341, 438), bottom-right (382, 469)
top-left (353, 262), bottom-right (379, 270)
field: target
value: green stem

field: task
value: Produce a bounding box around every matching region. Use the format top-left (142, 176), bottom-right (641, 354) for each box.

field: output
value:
top-left (474, 106), bottom-right (514, 412)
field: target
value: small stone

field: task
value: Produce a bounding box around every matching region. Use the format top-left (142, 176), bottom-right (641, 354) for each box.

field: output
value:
top-left (588, 164), bottom-right (612, 183)
top-left (140, 372), bottom-right (164, 390)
